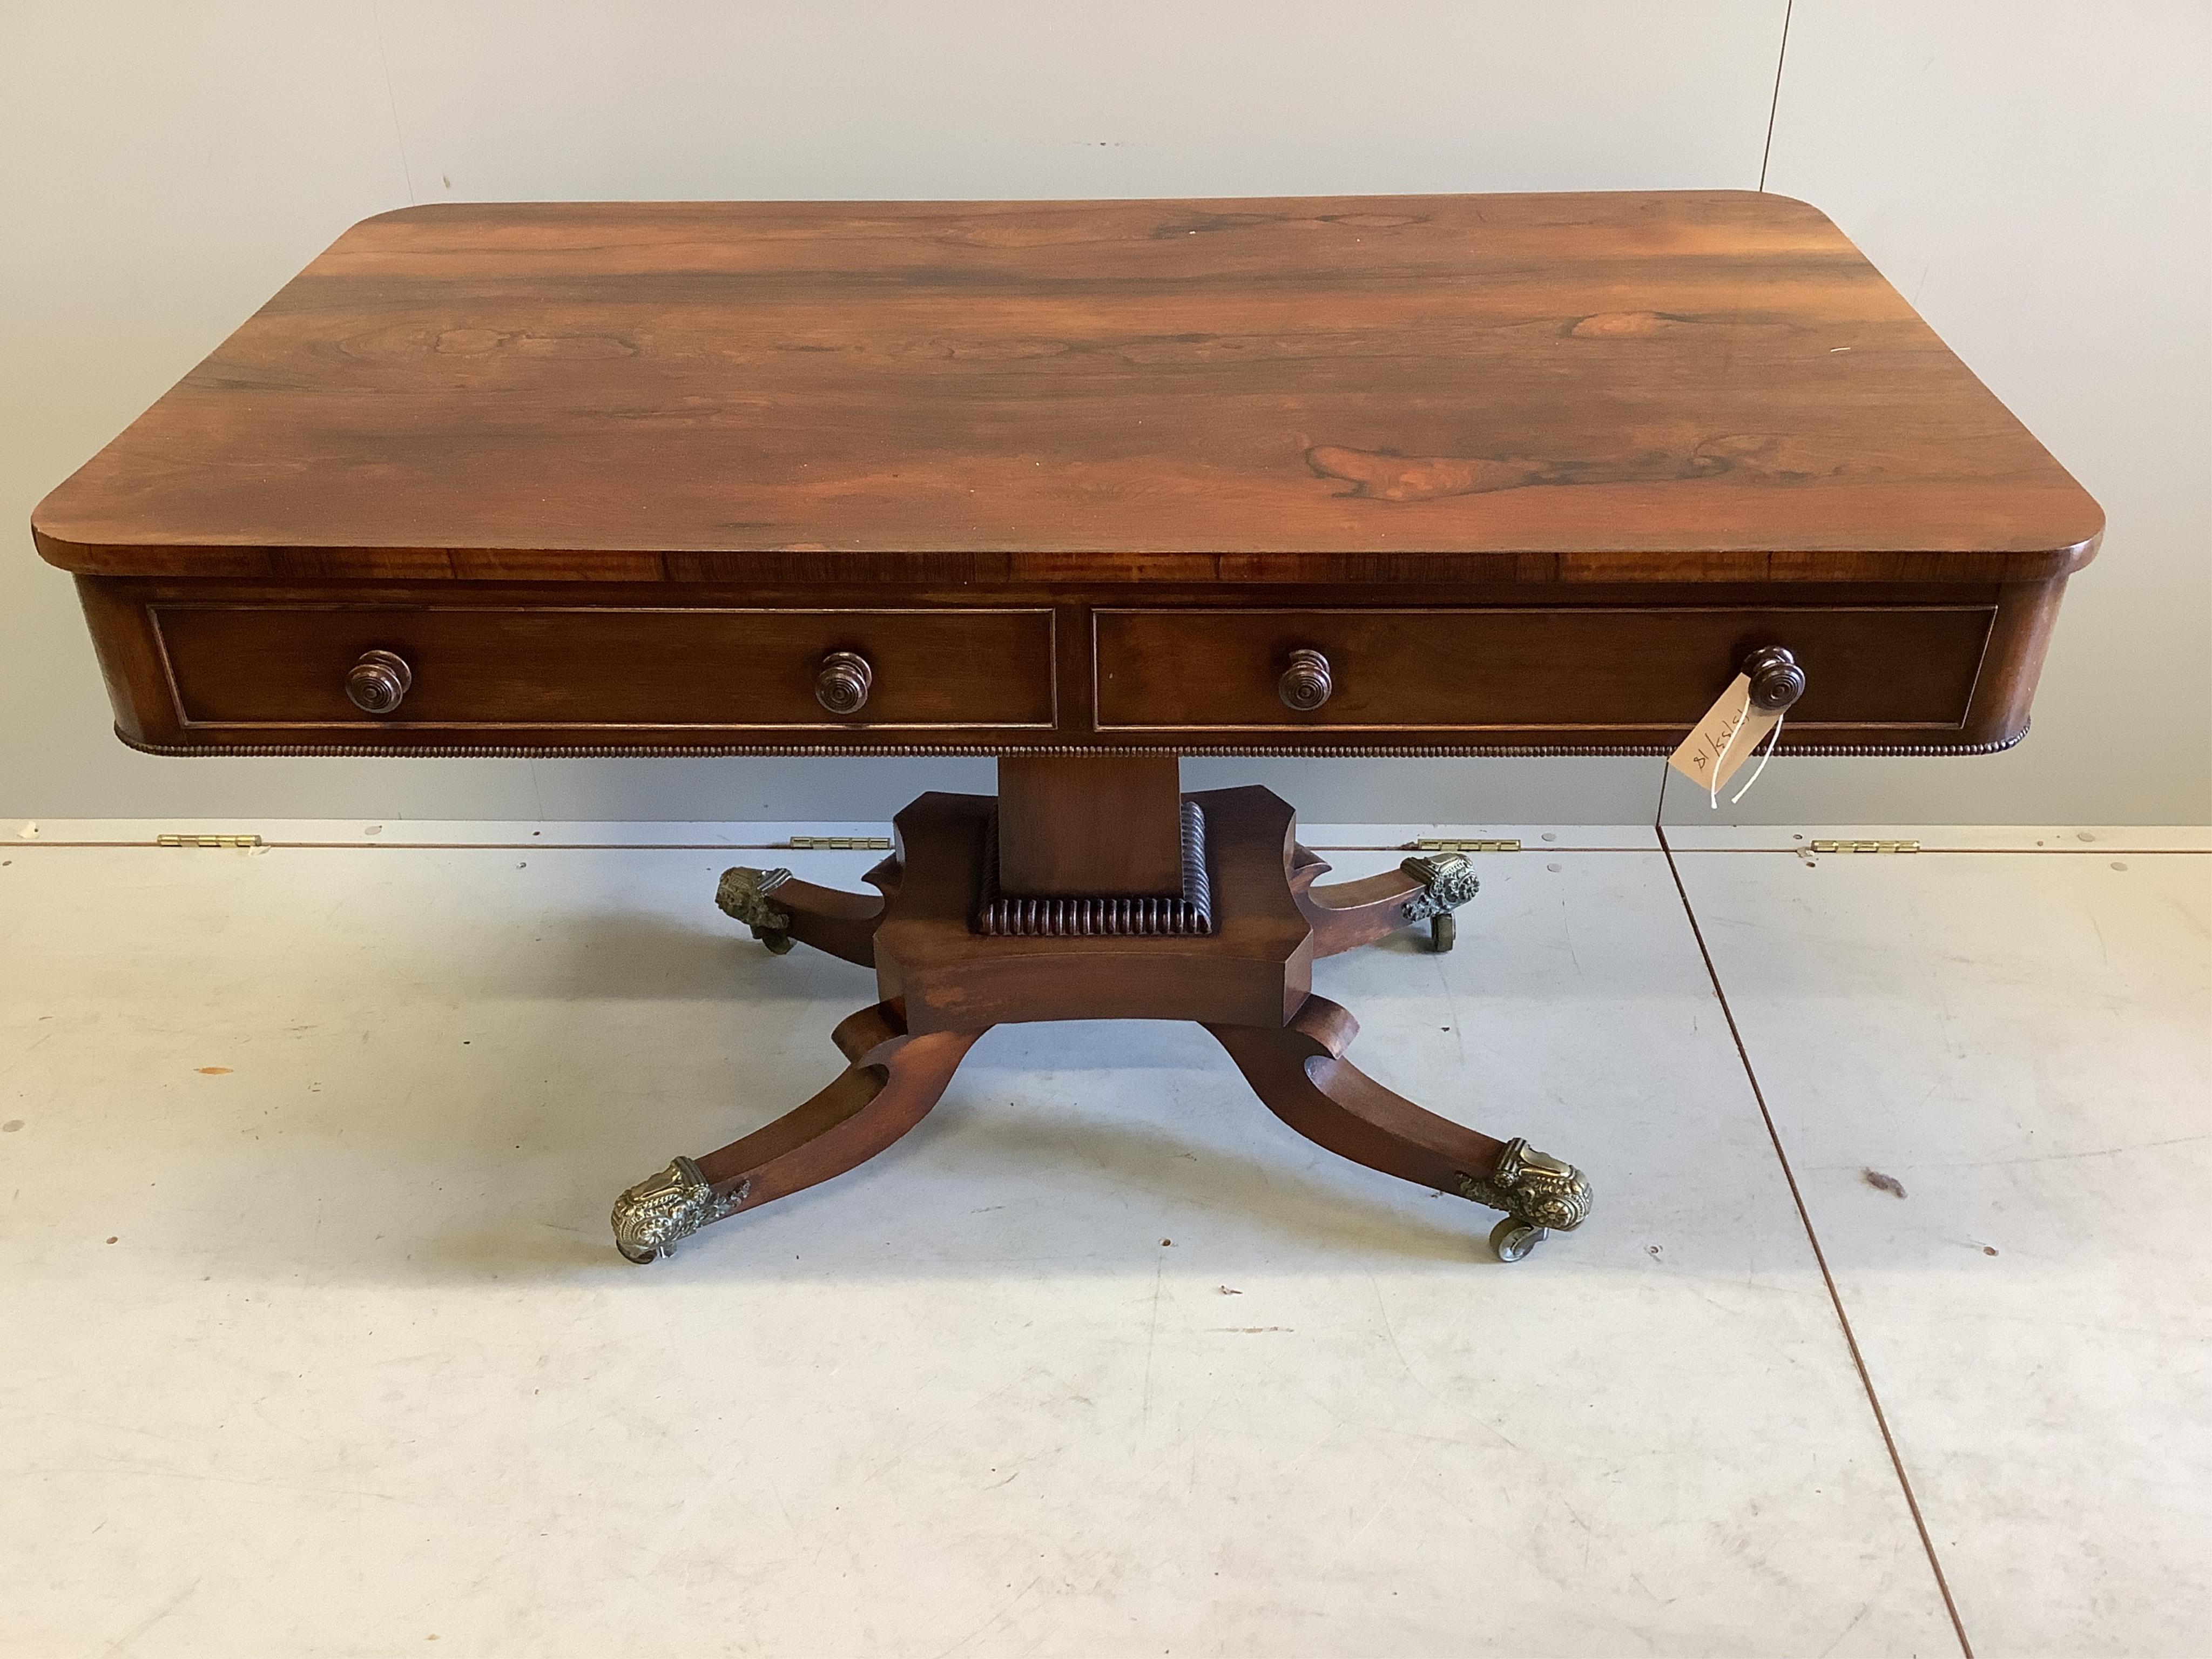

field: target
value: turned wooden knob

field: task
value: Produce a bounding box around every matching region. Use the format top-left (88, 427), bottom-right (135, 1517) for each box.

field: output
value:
top-left (344, 648), bottom-right (414, 714)
top-left (1742, 645), bottom-right (1807, 712)
top-left (814, 650), bottom-right (874, 715)
top-left (1278, 647), bottom-right (1334, 711)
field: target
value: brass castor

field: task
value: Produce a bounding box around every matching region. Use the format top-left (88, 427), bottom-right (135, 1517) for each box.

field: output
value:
top-left (1401, 852), bottom-right (1477, 953)
top-left (1459, 1138), bottom-right (1593, 1262)
top-left (717, 866), bottom-right (795, 955)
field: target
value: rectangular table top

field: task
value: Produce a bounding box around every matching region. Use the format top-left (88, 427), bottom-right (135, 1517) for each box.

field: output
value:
top-left (33, 192), bottom-right (2100, 588)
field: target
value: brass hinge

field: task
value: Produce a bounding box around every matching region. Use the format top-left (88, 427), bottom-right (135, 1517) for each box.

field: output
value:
top-left (1415, 837), bottom-right (1521, 854)
top-left (157, 833), bottom-right (263, 849)
top-left (788, 835), bottom-right (892, 851)
top-left (1809, 839), bottom-right (1920, 854)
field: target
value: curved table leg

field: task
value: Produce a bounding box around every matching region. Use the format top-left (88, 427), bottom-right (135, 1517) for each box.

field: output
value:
top-left (611, 999), bottom-right (984, 1262)
top-left (1293, 849), bottom-right (1480, 955)
top-left (716, 858), bottom-right (896, 967)
top-left (1206, 994), bottom-right (1591, 1260)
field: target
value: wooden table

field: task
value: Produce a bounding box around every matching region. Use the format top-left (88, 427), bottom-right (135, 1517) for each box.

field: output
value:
top-left (32, 193), bottom-right (2101, 1263)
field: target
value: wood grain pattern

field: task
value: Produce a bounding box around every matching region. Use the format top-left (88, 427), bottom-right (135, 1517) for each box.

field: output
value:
top-left (33, 193), bottom-right (2102, 584)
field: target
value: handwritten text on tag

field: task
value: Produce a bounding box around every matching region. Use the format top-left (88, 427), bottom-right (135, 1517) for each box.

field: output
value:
top-left (1668, 673), bottom-right (1782, 793)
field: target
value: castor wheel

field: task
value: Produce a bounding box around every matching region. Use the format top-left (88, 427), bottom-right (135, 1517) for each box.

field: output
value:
top-left (1431, 913), bottom-right (1456, 952)
top-left (1490, 1216), bottom-right (1549, 1262)
top-left (758, 928), bottom-right (794, 955)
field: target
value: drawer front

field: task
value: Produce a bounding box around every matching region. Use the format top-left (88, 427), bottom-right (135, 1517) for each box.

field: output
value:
top-left (1093, 606), bottom-right (1993, 732)
top-left (156, 606), bottom-right (1056, 730)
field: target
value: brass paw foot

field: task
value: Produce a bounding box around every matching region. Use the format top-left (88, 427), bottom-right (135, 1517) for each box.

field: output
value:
top-left (611, 1156), bottom-right (747, 1263)
top-left (717, 866), bottom-right (795, 954)
top-left (1456, 1138), bottom-right (1592, 1261)
top-left (1400, 852), bottom-right (1479, 952)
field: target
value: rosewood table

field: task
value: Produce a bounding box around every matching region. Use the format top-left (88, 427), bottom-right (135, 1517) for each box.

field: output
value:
top-left (31, 193), bottom-right (2101, 1264)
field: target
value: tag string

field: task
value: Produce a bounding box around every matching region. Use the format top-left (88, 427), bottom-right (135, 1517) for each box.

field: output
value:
top-left (1729, 711), bottom-right (1786, 804)
top-left (1708, 701), bottom-right (1751, 810)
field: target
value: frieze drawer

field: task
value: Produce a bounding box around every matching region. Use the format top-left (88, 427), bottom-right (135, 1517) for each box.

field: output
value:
top-left (153, 605), bottom-right (1058, 732)
top-left (1092, 606), bottom-right (1994, 734)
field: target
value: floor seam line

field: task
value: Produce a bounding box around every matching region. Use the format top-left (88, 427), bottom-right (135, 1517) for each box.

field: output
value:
top-left (1658, 827), bottom-right (1976, 1659)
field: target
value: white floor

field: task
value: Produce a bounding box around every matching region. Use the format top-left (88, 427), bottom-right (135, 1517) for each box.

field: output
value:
top-left (0, 822), bottom-right (2204, 1658)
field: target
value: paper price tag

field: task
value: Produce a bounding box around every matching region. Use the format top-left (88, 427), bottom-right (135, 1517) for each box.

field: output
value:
top-left (1668, 673), bottom-right (1782, 794)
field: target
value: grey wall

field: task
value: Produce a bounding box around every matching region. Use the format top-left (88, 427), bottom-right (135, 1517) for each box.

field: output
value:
top-left (4, 1), bottom-right (2204, 826)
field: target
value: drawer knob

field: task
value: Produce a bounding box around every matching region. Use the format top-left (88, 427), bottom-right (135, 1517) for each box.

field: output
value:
top-left (1278, 648), bottom-right (1334, 712)
top-left (814, 650), bottom-right (874, 716)
top-left (1742, 645), bottom-right (1807, 712)
top-left (344, 649), bottom-right (414, 715)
